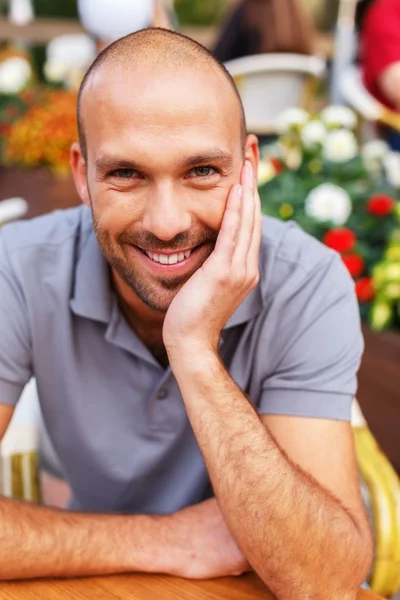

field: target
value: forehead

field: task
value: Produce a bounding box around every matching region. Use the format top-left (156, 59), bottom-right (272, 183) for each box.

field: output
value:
top-left (81, 65), bottom-right (242, 160)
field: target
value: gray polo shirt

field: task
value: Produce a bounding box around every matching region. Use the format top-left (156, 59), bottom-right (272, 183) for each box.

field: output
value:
top-left (0, 206), bottom-right (363, 513)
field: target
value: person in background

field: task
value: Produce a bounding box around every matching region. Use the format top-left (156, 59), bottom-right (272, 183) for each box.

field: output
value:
top-left (358, 0), bottom-right (400, 149)
top-left (213, 0), bottom-right (314, 63)
top-left (78, 0), bottom-right (173, 53)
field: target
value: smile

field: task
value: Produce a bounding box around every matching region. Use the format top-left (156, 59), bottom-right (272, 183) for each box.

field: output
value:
top-left (129, 243), bottom-right (208, 274)
top-left (145, 249), bottom-right (192, 265)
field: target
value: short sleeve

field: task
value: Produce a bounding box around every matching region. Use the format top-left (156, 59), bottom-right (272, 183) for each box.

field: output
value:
top-left (361, 0), bottom-right (400, 103)
top-left (259, 255), bottom-right (363, 421)
top-left (0, 235), bottom-right (32, 405)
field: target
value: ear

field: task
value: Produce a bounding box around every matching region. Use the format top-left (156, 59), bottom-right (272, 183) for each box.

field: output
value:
top-left (244, 134), bottom-right (259, 186)
top-left (70, 142), bottom-right (91, 208)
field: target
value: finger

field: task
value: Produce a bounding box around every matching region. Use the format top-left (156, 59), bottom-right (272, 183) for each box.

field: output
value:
top-left (214, 184), bottom-right (242, 263)
top-left (233, 161), bottom-right (255, 264)
top-left (246, 187), bottom-right (262, 275)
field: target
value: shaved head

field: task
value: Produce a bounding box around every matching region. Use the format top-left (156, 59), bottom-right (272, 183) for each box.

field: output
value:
top-left (77, 27), bottom-right (246, 161)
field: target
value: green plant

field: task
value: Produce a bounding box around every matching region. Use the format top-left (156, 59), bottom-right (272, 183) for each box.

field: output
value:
top-left (174, 0), bottom-right (227, 26)
top-left (258, 106), bottom-right (400, 331)
top-left (32, 0), bottom-right (78, 19)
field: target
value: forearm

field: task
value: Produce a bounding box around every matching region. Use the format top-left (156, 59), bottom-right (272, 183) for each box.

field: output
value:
top-left (172, 348), bottom-right (371, 599)
top-left (0, 496), bottom-right (181, 580)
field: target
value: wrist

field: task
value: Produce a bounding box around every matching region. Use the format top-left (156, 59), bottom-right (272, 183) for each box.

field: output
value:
top-left (125, 514), bottom-right (181, 575)
top-left (167, 339), bottom-right (221, 374)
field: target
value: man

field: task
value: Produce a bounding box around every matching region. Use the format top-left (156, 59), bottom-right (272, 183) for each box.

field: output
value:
top-left (0, 28), bottom-right (372, 598)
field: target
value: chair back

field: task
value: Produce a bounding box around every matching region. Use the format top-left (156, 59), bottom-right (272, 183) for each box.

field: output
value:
top-left (0, 197), bottom-right (28, 226)
top-left (224, 53), bottom-right (326, 135)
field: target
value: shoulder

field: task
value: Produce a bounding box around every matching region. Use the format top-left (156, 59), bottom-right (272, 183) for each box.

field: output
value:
top-left (1, 205), bottom-right (90, 251)
top-left (259, 216), bottom-right (351, 302)
top-left (0, 205), bottom-right (91, 279)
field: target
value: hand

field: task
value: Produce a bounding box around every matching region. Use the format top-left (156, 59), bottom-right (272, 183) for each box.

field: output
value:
top-left (168, 498), bottom-right (251, 579)
top-left (163, 161), bottom-right (262, 356)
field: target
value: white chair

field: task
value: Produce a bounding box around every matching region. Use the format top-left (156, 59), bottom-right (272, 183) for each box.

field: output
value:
top-left (224, 53), bottom-right (326, 135)
top-left (340, 64), bottom-right (400, 134)
top-left (0, 197), bottom-right (28, 226)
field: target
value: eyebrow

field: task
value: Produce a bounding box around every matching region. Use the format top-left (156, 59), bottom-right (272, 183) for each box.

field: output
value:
top-left (95, 149), bottom-right (234, 174)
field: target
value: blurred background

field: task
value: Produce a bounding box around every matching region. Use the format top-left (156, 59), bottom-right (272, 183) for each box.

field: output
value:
top-left (0, 1), bottom-right (399, 596)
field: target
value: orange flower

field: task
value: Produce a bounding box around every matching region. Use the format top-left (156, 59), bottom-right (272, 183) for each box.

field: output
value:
top-left (4, 89), bottom-right (78, 173)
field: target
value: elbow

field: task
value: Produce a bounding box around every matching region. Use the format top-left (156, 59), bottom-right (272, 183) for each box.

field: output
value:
top-left (326, 525), bottom-right (374, 600)
top-left (266, 526), bottom-right (373, 600)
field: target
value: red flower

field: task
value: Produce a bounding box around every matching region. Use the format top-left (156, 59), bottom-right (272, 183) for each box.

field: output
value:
top-left (342, 254), bottom-right (365, 278)
top-left (323, 228), bottom-right (356, 254)
top-left (355, 277), bottom-right (375, 303)
top-left (367, 194), bottom-right (395, 216)
top-left (270, 158), bottom-right (284, 174)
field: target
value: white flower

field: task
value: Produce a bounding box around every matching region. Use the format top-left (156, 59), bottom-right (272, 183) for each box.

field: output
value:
top-left (0, 57), bottom-right (31, 94)
top-left (277, 107), bottom-right (310, 133)
top-left (320, 105), bottom-right (357, 130)
top-left (46, 34), bottom-right (95, 69)
top-left (305, 183), bottom-right (352, 226)
top-left (257, 160), bottom-right (277, 185)
top-left (362, 139), bottom-right (389, 174)
top-left (301, 120), bottom-right (326, 148)
top-left (383, 151), bottom-right (400, 189)
top-left (323, 130), bottom-right (358, 163)
top-left (278, 143), bottom-right (302, 170)
top-left (44, 34), bottom-right (95, 86)
top-left (44, 60), bottom-right (70, 83)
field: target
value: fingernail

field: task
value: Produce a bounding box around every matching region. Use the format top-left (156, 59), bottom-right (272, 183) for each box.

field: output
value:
top-left (236, 184), bottom-right (243, 198)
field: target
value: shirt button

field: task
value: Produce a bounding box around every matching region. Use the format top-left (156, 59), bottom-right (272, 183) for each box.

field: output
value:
top-left (157, 388), bottom-right (168, 400)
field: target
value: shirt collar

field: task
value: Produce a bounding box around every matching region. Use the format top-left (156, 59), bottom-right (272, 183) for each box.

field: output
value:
top-left (70, 226), bottom-right (113, 324)
top-left (224, 283), bottom-right (264, 330)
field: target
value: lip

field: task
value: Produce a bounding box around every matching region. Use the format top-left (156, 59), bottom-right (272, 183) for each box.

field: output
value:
top-left (127, 243), bottom-right (209, 275)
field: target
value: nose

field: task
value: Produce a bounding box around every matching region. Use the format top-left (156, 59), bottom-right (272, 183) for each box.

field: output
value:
top-left (141, 181), bottom-right (192, 241)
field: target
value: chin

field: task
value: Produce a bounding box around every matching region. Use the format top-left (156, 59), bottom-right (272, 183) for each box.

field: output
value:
top-left (124, 272), bottom-right (185, 313)
top-left (137, 289), bottom-right (178, 313)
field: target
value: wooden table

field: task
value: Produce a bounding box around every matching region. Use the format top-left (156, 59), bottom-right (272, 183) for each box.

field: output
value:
top-left (0, 573), bottom-right (384, 599)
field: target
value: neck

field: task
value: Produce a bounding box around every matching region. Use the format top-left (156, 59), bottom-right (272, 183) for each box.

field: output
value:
top-left (111, 269), bottom-right (165, 328)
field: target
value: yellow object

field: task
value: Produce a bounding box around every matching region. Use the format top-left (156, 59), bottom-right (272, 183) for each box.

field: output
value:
top-left (353, 406), bottom-right (400, 598)
top-left (279, 203), bottom-right (294, 219)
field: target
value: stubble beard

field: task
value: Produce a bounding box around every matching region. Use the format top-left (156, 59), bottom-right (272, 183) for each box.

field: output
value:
top-left (90, 206), bottom-right (217, 313)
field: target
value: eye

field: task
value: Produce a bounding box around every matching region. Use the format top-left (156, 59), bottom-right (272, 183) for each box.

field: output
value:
top-left (190, 166), bottom-right (217, 178)
top-left (110, 168), bottom-right (140, 179)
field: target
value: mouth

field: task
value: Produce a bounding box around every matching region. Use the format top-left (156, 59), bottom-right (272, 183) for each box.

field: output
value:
top-left (138, 245), bottom-right (199, 265)
top-left (128, 243), bottom-right (209, 273)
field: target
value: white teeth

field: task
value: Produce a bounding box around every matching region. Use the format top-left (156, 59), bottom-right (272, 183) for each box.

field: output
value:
top-left (146, 249), bottom-right (193, 264)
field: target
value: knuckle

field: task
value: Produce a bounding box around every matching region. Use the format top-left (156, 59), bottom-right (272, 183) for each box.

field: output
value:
top-left (234, 267), bottom-right (247, 284)
top-left (217, 271), bottom-right (231, 286)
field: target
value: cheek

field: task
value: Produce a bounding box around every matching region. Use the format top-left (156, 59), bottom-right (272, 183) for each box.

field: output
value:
top-left (194, 186), bottom-right (231, 232)
top-left (90, 185), bottom-right (145, 233)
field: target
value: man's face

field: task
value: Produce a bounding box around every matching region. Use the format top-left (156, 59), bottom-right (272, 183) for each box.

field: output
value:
top-left (75, 65), bottom-right (253, 313)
